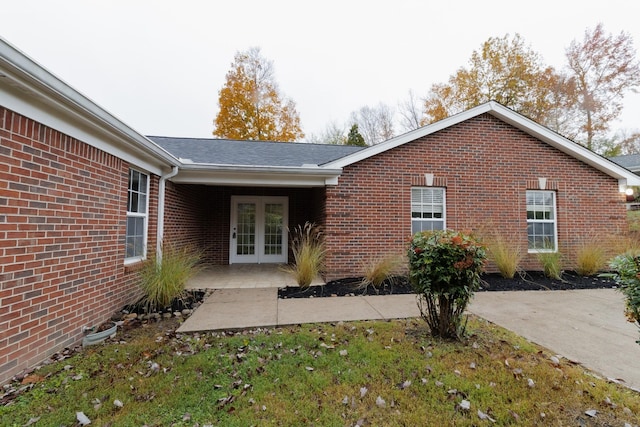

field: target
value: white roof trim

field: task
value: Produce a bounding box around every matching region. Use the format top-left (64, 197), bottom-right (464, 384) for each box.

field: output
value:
top-left (172, 164), bottom-right (343, 187)
top-left (0, 37), bottom-right (179, 174)
top-left (323, 101), bottom-right (640, 186)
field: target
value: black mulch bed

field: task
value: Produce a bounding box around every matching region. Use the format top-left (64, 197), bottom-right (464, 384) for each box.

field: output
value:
top-left (277, 271), bottom-right (618, 299)
top-left (116, 290), bottom-right (207, 318)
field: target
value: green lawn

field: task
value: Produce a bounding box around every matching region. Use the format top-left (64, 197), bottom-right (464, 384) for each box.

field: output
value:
top-left (2, 317), bottom-right (639, 426)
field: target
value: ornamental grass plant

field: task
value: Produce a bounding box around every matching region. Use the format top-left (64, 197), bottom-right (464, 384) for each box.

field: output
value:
top-left (137, 243), bottom-right (203, 313)
top-left (575, 235), bottom-right (608, 276)
top-left (358, 253), bottom-right (405, 293)
top-left (537, 249), bottom-right (563, 280)
top-left (282, 222), bottom-right (325, 288)
top-left (484, 232), bottom-right (523, 279)
top-left (408, 229), bottom-right (486, 340)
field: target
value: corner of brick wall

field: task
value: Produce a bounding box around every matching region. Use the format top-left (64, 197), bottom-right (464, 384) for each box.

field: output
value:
top-left (0, 108), bottom-right (152, 384)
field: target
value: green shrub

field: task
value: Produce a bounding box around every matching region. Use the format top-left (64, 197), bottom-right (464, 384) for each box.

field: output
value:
top-left (138, 244), bottom-right (203, 313)
top-left (485, 233), bottom-right (523, 279)
top-left (407, 229), bottom-right (486, 339)
top-left (604, 254), bottom-right (640, 344)
top-left (537, 250), bottom-right (562, 280)
top-left (575, 237), bottom-right (607, 276)
top-left (359, 254), bottom-right (405, 293)
top-left (282, 222), bottom-right (325, 288)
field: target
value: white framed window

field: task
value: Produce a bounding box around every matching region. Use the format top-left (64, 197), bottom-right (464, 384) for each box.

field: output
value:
top-left (411, 187), bottom-right (445, 234)
top-left (526, 190), bottom-right (557, 252)
top-left (125, 169), bottom-right (149, 263)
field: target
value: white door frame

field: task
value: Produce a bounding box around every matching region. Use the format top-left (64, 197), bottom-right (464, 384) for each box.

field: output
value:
top-left (229, 196), bottom-right (288, 264)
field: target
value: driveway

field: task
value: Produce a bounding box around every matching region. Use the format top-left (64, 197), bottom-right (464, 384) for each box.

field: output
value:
top-left (468, 289), bottom-right (640, 391)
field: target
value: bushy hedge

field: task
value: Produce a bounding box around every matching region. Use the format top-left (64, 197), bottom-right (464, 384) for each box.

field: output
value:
top-left (605, 254), bottom-right (640, 344)
top-left (408, 229), bottom-right (486, 339)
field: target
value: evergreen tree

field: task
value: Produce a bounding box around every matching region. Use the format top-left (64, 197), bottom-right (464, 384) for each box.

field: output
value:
top-left (346, 124), bottom-right (367, 147)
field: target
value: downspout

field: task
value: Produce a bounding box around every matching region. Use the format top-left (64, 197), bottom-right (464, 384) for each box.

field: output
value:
top-left (157, 166), bottom-right (179, 263)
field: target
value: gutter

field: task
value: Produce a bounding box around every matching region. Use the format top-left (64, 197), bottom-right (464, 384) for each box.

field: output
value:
top-left (178, 162), bottom-right (343, 176)
top-left (0, 38), bottom-right (180, 169)
top-left (156, 166), bottom-right (180, 263)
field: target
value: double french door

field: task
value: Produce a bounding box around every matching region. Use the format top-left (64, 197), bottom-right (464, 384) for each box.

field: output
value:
top-left (229, 196), bottom-right (288, 264)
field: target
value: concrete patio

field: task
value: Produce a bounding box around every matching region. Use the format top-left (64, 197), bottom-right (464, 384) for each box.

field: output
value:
top-left (185, 264), bottom-right (324, 289)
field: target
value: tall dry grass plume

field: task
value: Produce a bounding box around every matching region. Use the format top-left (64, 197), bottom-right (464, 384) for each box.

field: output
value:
top-left (137, 243), bottom-right (203, 313)
top-left (575, 234), bottom-right (608, 276)
top-left (359, 254), bottom-right (406, 292)
top-left (482, 230), bottom-right (523, 279)
top-left (282, 222), bottom-right (325, 288)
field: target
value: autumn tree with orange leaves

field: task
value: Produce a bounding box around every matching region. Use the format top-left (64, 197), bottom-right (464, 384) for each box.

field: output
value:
top-left (422, 26), bottom-right (640, 154)
top-left (213, 47), bottom-right (304, 141)
top-left (423, 34), bottom-right (560, 126)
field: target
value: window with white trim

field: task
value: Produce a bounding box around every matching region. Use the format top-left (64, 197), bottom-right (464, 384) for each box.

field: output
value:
top-left (411, 187), bottom-right (445, 233)
top-left (125, 169), bottom-right (148, 261)
top-left (526, 190), bottom-right (557, 251)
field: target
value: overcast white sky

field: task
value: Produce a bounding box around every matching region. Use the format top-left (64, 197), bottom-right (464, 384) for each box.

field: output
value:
top-left (1, 0), bottom-right (639, 141)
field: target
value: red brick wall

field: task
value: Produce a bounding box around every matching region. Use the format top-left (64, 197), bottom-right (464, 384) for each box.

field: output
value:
top-left (323, 114), bottom-right (628, 280)
top-left (163, 182), bottom-right (204, 251)
top-left (0, 108), bottom-right (157, 384)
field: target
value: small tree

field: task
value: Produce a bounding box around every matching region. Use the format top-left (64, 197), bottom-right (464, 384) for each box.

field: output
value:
top-left (408, 230), bottom-right (486, 339)
top-left (346, 124), bottom-right (367, 147)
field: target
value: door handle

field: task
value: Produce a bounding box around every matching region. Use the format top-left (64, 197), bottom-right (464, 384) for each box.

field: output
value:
top-left (232, 227), bottom-right (236, 239)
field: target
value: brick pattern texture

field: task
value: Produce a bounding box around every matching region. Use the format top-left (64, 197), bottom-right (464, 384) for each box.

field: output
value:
top-left (0, 108), bottom-right (156, 384)
top-left (323, 114), bottom-right (628, 281)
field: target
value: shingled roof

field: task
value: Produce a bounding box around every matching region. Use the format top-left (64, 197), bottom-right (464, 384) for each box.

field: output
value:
top-left (147, 136), bottom-right (365, 167)
top-left (610, 154), bottom-right (640, 173)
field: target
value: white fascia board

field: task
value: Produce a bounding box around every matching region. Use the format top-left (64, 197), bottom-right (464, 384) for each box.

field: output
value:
top-left (0, 38), bottom-right (179, 175)
top-left (171, 165), bottom-right (343, 187)
top-left (324, 101), bottom-right (640, 186)
top-left (488, 104), bottom-right (640, 186)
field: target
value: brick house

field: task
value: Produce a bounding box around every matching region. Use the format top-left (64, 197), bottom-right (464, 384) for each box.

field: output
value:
top-left (153, 106), bottom-right (639, 280)
top-left (2, 37), bottom-right (640, 384)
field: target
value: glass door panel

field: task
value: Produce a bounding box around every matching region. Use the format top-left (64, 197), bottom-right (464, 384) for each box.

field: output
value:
top-left (264, 203), bottom-right (283, 256)
top-left (230, 196), bottom-right (288, 264)
top-left (236, 203), bottom-right (256, 256)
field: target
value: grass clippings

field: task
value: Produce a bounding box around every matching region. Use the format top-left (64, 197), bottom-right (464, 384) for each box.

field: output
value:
top-left (1, 318), bottom-right (639, 426)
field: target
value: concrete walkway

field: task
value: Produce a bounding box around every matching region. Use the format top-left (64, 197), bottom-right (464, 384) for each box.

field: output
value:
top-left (178, 288), bottom-right (421, 332)
top-left (470, 289), bottom-right (640, 391)
top-left (177, 287), bottom-right (640, 391)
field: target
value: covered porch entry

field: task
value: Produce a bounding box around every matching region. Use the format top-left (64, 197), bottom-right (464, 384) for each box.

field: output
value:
top-left (163, 183), bottom-right (327, 271)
